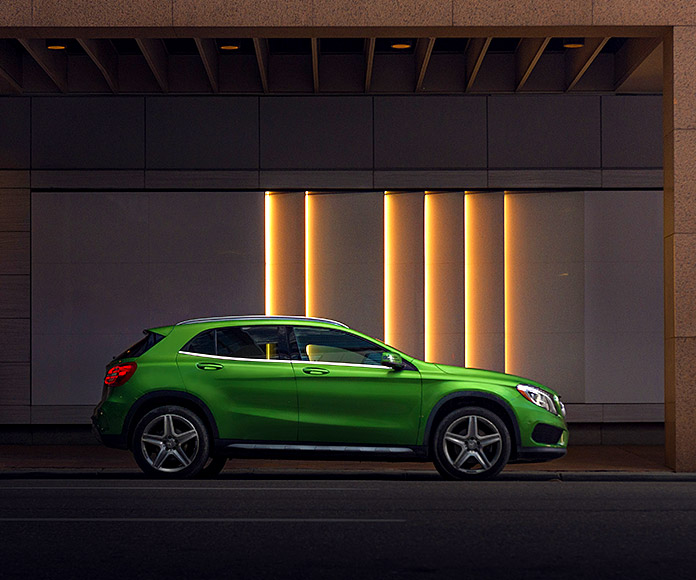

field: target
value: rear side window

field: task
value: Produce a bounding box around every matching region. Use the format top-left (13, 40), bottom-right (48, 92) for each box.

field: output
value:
top-left (115, 331), bottom-right (164, 360)
top-left (182, 326), bottom-right (289, 360)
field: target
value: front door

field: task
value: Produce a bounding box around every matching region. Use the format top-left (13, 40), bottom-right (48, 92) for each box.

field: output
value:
top-left (290, 326), bottom-right (422, 445)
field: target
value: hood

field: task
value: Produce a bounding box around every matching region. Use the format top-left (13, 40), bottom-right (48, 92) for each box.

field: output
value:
top-left (434, 363), bottom-right (558, 396)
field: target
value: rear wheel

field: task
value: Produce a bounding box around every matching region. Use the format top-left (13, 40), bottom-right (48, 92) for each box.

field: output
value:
top-left (132, 405), bottom-right (210, 478)
top-left (432, 406), bottom-right (511, 480)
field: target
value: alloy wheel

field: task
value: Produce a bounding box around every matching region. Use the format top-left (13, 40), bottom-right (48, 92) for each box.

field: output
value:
top-left (140, 413), bottom-right (200, 473)
top-left (442, 414), bottom-right (503, 474)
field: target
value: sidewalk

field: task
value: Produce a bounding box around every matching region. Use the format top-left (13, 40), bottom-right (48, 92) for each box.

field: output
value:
top-left (0, 444), bottom-right (671, 476)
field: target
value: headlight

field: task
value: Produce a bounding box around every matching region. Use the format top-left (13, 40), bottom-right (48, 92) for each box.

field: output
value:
top-left (517, 384), bottom-right (558, 415)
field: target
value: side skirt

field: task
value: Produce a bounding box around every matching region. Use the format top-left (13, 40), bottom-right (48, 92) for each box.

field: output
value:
top-left (213, 440), bottom-right (430, 462)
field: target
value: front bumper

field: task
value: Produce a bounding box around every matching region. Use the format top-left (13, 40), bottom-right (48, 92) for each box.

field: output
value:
top-left (512, 446), bottom-right (567, 463)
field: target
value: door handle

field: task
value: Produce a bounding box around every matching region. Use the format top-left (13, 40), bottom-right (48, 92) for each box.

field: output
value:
top-left (302, 366), bottom-right (329, 376)
top-left (196, 362), bottom-right (224, 371)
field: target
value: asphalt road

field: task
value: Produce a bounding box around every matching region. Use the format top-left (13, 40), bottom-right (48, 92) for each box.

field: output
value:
top-left (1, 474), bottom-right (695, 579)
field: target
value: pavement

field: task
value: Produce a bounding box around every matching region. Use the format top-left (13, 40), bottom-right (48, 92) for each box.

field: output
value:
top-left (3, 475), bottom-right (696, 579)
top-left (0, 444), bottom-right (684, 479)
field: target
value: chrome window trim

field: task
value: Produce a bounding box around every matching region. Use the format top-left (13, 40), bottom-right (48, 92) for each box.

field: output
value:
top-left (293, 359), bottom-right (389, 370)
top-left (178, 351), bottom-right (393, 370)
top-left (178, 351), bottom-right (293, 364)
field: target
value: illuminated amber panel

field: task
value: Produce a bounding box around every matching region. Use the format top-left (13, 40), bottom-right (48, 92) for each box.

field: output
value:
top-left (264, 191), bottom-right (305, 316)
top-left (384, 192), bottom-right (424, 358)
top-left (424, 192), bottom-right (464, 365)
top-left (465, 193), bottom-right (505, 372)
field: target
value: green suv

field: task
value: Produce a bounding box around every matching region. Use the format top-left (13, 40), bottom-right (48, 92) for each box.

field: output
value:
top-left (92, 315), bottom-right (568, 479)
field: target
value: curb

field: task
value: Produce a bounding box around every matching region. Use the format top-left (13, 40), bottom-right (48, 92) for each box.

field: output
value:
top-left (0, 468), bottom-right (690, 482)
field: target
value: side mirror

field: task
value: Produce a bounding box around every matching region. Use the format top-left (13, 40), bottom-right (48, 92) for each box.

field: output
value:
top-left (381, 352), bottom-right (404, 370)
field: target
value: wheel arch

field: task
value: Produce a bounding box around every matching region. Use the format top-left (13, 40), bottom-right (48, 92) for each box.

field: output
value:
top-left (423, 392), bottom-right (521, 459)
top-left (123, 390), bottom-right (219, 449)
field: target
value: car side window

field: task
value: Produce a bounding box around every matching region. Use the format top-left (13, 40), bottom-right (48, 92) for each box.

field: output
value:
top-left (292, 327), bottom-right (387, 366)
top-left (183, 326), bottom-right (289, 360)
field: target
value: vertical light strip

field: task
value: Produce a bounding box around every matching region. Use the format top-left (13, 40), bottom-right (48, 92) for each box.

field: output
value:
top-left (304, 191), bottom-right (312, 317)
top-left (424, 193), bottom-right (433, 362)
top-left (264, 191), bottom-right (272, 315)
top-left (464, 192), bottom-right (472, 367)
top-left (503, 192), bottom-right (510, 373)
top-left (384, 193), bottom-right (391, 345)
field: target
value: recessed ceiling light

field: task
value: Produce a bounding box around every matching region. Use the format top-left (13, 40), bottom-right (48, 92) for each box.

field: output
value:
top-left (46, 40), bottom-right (67, 50)
top-left (563, 38), bottom-right (584, 49)
top-left (390, 40), bottom-right (412, 50)
top-left (219, 43), bottom-right (240, 51)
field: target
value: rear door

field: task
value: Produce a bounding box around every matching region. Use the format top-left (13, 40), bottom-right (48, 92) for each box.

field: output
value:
top-left (177, 325), bottom-right (297, 441)
top-left (290, 326), bottom-right (422, 445)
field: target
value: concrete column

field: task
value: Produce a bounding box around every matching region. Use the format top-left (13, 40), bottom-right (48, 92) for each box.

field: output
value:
top-left (465, 193), bottom-right (505, 373)
top-left (384, 192), bottom-right (424, 359)
top-left (664, 27), bottom-right (696, 471)
top-left (424, 192), bottom-right (464, 366)
top-left (265, 192), bottom-right (305, 316)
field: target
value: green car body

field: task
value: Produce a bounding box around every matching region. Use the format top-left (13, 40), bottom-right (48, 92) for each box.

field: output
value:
top-left (93, 315), bottom-right (568, 479)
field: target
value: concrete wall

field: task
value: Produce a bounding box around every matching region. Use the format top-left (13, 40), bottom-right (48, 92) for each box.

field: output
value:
top-left (29, 188), bottom-right (664, 424)
top-left (32, 191), bottom-right (264, 415)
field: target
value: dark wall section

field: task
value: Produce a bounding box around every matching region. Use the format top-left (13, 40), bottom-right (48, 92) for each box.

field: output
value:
top-left (602, 95), bottom-right (663, 168)
top-left (374, 96), bottom-right (487, 169)
top-left (32, 97), bottom-right (145, 169)
top-left (488, 95), bottom-right (601, 169)
top-left (0, 94), bottom-right (662, 191)
top-left (146, 97), bottom-right (259, 170)
top-left (0, 99), bottom-right (30, 169)
top-left (260, 96), bottom-right (373, 169)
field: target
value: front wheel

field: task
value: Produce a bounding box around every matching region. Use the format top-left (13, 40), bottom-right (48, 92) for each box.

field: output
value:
top-left (132, 405), bottom-right (211, 478)
top-left (432, 406), bottom-right (511, 480)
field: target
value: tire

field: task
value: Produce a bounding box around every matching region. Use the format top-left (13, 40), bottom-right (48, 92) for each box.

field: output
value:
top-left (432, 406), bottom-right (511, 480)
top-left (198, 456), bottom-right (228, 478)
top-left (132, 405), bottom-right (211, 478)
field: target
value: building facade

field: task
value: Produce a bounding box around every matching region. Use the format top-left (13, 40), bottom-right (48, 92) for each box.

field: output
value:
top-left (0, 1), bottom-right (693, 470)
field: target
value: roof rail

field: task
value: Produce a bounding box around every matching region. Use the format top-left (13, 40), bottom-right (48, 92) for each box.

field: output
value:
top-left (176, 315), bottom-right (349, 328)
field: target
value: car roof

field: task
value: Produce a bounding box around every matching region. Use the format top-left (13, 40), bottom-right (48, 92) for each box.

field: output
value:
top-left (174, 315), bottom-right (349, 328)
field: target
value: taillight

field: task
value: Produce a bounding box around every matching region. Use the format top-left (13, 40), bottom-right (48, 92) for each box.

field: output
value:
top-left (104, 362), bottom-right (137, 387)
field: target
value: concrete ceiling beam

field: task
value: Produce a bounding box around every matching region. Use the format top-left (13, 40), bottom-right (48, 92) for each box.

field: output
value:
top-left (78, 38), bottom-right (119, 93)
top-left (515, 37), bottom-right (551, 91)
top-left (253, 38), bottom-right (269, 93)
top-left (465, 37), bottom-right (491, 92)
top-left (136, 38), bottom-right (168, 92)
top-left (194, 38), bottom-right (219, 93)
top-left (415, 37), bottom-right (436, 92)
top-left (565, 37), bottom-right (610, 91)
top-left (311, 38), bottom-right (319, 93)
top-left (364, 38), bottom-right (376, 92)
top-left (614, 37), bottom-right (662, 91)
top-left (18, 38), bottom-right (67, 92)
